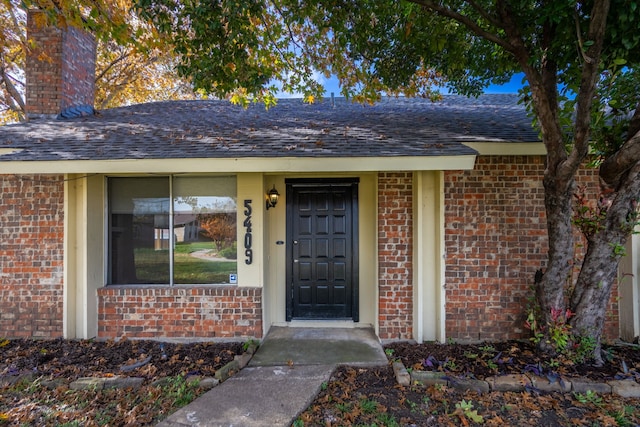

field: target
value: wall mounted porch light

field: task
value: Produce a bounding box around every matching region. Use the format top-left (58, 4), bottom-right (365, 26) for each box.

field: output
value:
top-left (266, 185), bottom-right (280, 210)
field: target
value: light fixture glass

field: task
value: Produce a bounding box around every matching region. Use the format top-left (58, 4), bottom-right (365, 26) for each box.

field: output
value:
top-left (266, 185), bottom-right (279, 210)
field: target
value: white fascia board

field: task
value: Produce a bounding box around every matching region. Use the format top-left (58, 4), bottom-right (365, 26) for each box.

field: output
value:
top-left (463, 142), bottom-right (545, 155)
top-left (0, 148), bottom-right (23, 155)
top-left (0, 155), bottom-right (477, 174)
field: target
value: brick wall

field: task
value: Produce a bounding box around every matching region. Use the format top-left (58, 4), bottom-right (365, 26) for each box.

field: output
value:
top-left (444, 156), bottom-right (619, 341)
top-left (97, 286), bottom-right (263, 339)
top-left (378, 172), bottom-right (413, 340)
top-left (0, 175), bottom-right (65, 338)
top-left (26, 10), bottom-right (96, 118)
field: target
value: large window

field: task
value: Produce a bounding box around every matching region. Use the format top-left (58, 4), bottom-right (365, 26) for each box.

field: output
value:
top-left (108, 176), bottom-right (237, 285)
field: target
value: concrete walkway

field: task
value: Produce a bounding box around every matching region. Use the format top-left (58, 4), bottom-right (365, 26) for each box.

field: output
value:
top-left (157, 326), bottom-right (388, 427)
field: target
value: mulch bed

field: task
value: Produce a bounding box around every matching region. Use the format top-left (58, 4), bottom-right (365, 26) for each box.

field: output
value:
top-left (1, 338), bottom-right (639, 426)
top-left (386, 340), bottom-right (640, 381)
top-left (0, 338), bottom-right (243, 426)
top-left (0, 337), bottom-right (242, 382)
top-left (296, 340), bottom-right (640, 426)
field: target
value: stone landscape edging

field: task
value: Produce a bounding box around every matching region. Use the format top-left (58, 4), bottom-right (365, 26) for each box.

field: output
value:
top-left (392, 361), bottom-right (640, 398)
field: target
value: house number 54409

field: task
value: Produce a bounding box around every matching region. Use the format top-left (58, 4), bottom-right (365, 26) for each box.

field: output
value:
top-left (243, 200), bottom-right (253, 265)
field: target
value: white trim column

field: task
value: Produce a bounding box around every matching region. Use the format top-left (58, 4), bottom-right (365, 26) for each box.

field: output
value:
top-left (63, 175), bottom-right (79, 338)
top-left (413, 171), bottom-right (446, 342)
top-left (620, 233), bottom-right (640, 341)
top-left (63, 174), bottom-right (103, 339)
top-left (236, 174), bottom-right (265, 288)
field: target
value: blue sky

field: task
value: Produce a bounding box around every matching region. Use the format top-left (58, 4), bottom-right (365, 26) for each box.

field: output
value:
top-left (483, 73), bottom-right (526, 94)
top-left (315, 72), bottom-right (526, 97)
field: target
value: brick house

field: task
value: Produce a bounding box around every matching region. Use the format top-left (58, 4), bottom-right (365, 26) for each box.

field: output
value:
top-left (1, 11), bottom-right (638, 343)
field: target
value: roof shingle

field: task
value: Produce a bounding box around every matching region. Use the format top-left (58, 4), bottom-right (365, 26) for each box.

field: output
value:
top-left (0, 94), bottom-right (539, 162)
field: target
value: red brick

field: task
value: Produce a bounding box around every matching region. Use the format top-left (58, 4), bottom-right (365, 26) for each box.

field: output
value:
top-left (444, 156), bottom-right (619, 341)
top-left (0, 175), bottom-right (64, 339)
top-left (377, 172), bottom-right (413, 340)
top-left (97, 286), bottom-right (263, 340)
top-left (25, 10), bottom-right (96, 118)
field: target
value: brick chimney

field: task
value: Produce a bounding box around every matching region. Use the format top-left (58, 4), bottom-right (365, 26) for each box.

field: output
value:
top-left (25, 10), bottom-right (96, 119)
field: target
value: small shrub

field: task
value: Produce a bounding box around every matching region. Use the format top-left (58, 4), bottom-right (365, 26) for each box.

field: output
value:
top-left (359, 398), bottom-right (378, 414)
top-left (376, 412), bottom-right (400, 427)
top-left (336, 402), bottom-right (352, 413)
top-left (454, 399), bottom-right (484, 424)
top-left (218, 243), bottom-right (237, 259)
top-left (573, 390), bottom-right (603, 406)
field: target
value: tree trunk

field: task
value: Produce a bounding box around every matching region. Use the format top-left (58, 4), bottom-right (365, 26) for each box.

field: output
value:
top-left (570, 166), bottom-right (640, 364)
top-left (535, 169), bottom-right (576, 351)
top-left (570, 237), bottom-right (619, 365)
top-left (523, 62), bottom-right (582, 354)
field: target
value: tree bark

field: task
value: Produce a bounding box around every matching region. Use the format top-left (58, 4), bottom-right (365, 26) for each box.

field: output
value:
top-left (599, 129), bottom-right (640, 190)
top-left (571, 163), bottom-right (640, 364)
top-left (535, 167), bottom-right (576, 351)
top-left (519, 38), bottom-right (577, 353)
top-left (570, 240), bottom-right (619, 365)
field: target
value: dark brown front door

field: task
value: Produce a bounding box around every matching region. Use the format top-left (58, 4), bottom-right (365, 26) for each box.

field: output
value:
top-left (286, 179), bottom-right (359, 321)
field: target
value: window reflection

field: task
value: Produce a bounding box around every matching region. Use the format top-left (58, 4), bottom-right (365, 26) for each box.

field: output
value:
top-left (109, 176), bottom-right (237, 285)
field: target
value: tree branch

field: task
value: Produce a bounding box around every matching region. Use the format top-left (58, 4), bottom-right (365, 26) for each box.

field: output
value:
top-left (0, 63), bottom-right (26, 112)
top-left (7, 2), bottom-right (27, 45)
top-left (263, 3), bottom-right (301, 74)
top-left (405, 0), bottom-right (515, 53)
top-left (97, 59), bottom-right (144, 108)
top-left (563, 0), bottom-right (611, 178)
top-left (95, 50), bottom-right (134, 83)
top-left (540, 14), bottom-right (559, 124)
top-left (600, 129), bottom-right (640, 190)
top-left (492, 0), bottom-right (567, 171)
top-left (574, 12), bottom-right (595, 65)
top-left (466, 0), bottom-right (502, 28)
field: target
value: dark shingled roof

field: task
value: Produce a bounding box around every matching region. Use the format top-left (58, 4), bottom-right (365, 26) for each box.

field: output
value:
top-left (0, 94), bottom-right (539, 162)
